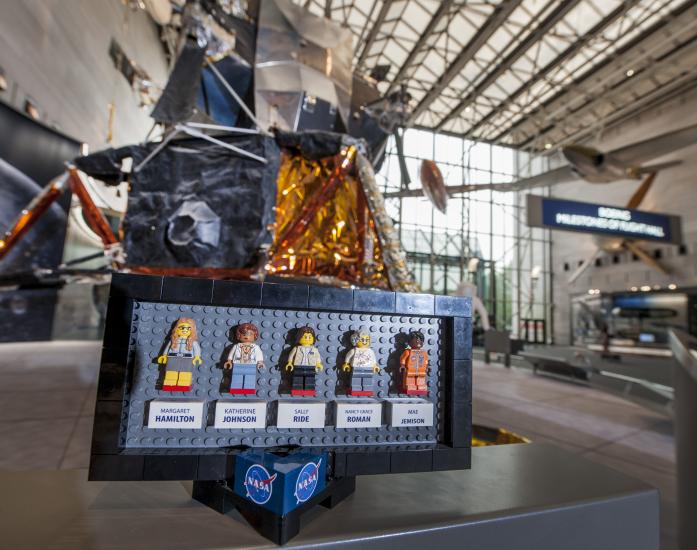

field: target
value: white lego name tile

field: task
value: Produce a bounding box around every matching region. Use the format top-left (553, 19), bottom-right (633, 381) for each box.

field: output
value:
top-left (147, 400), bottom-right (204, 429)
top-left (335, 401), bottom-right (382, 428)
top-left (387, 400), bottom-right (434, 428)
top-left (214, 400), bottom-right (267, 429)
top-left (276, 401), bottom-right (326, 428)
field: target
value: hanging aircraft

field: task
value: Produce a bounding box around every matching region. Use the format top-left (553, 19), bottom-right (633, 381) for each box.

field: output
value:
top-left (384, 122), bottom-right (697, 200)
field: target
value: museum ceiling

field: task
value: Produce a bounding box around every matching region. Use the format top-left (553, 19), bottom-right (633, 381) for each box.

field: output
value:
top-left (298, 0), bottom-right (697, 152)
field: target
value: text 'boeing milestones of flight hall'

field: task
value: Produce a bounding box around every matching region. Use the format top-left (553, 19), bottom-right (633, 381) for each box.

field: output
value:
top-left (525, 194), bottom-right (683, 244)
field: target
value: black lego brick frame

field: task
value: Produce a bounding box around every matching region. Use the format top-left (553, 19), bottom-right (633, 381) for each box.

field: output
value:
top-left (89, 273), bottom-right (472, 482)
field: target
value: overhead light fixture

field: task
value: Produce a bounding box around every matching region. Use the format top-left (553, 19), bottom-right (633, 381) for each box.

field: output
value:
top-left (0, 67), bottom-right (7, 92)
top-left (630, 286), bottom-right (638, 292)
top-left (626, 69), bottom-right (635, 77)
top-left (640, 285), bottom-right (651, 292)
top-left (668, 283), bottom-right (677, 290)
top-left (464, 106), bottom-right (472, 113)
top-left (544, 143), bottom-right (552, 150)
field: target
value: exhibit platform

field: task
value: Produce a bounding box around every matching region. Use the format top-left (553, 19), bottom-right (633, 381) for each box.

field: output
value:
top-left (0, 443), bottom-right (658, 549)
top-left (516, 345), bottom-right (673, 413)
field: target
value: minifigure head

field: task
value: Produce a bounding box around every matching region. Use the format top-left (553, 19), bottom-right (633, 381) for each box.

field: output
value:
top-left (408, 330), bottom-right (425, 350)
top-left (297, 326), bottom-right (316, 346)
top-left (172, 318), bottom-right (197, 350)
top-left (350, 327), bottom-right (371, 348)
top-left (236, 322), bottom-right (259, 343)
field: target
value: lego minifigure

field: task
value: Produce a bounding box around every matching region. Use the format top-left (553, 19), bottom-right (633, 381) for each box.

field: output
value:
top-left (157, 317), bottom-right (202, 392)
top-left (285, 327), bottom-right (323, 397)
top-left (399, 330), bottom-right (428, 396)
top-left (342, 327), bottom-right (380, 396)
top-left (223, 322), bottom-right (264, 395)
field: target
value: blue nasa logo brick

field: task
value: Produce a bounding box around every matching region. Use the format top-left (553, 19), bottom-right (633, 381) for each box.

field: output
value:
top-left (234, 450), bottom-right (327, 515)
top-left (244, 464), bottom-right (277, 505)
top-left (294, 459), bottom-right (322, 504)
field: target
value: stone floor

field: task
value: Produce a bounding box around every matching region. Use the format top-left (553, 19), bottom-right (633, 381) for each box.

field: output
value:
top-left (473, 361), bottom-right (675, 550)
top-left (0, 343), bottom-right (676, 548)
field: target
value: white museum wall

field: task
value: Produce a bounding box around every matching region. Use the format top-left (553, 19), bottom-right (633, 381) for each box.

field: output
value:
top-left (0, 0), bottom-right (168, 150)
top-left (550, 86), bottom-right (697, 343)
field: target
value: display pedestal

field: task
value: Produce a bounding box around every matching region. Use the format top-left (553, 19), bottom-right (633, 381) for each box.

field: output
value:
top-left (0, 444), bottom-right (660, 549)
top-left (192, 476), bottom-right (356, 544)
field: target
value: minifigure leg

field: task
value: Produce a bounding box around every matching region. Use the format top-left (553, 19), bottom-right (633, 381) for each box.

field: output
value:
top-left (361, 373), bottom-right (373, 393)
top-left (292, 371), bottom-right (304, 392)
top-left (230, 372), bottom-right (245, 391)
top-left (178, 371), bottom-right (192, 389)
top-left (243, 374), bottom-right (256, 390)
top-left (163, 370), bottom-right (178, 390)
top-left (351, 376), bottom-right (361, 394)
top-left (304, 370), bottom-right (316, 391)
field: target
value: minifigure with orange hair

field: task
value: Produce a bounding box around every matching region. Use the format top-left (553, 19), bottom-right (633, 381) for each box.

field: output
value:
top-left (399, 330), bottom-right (428, 396)
top-left (157, 317), bottom-right (202, 392)
top-left (224, 322), bottom-right (264, 395)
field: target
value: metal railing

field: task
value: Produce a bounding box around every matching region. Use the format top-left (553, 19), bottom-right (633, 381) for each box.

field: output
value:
top-left (668, 328), bottom-right (697, 550)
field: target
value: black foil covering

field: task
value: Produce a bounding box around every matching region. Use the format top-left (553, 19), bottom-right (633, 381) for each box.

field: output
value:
top-left (76, 134), bottom-right (280, 270)
top-left (151, 38), bottom-right (207, 125)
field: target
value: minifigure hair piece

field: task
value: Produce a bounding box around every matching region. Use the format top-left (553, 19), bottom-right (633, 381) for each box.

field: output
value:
top-left (296, 326), bottom-right (316, 342)
top-left (235, 322), bottom-right (259, 340)
top-left (408, 330), bottom-right (425, 345)
top-left (171, 317), bottom-right (197, 351)
top-left (349, 327), bottom-right (370, 346)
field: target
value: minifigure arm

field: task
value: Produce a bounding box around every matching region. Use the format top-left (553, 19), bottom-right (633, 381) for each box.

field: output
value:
top-left (285, 347), bottom-right (296, 371)
top-left (192, 341), bottom-right (202, 365)
top-left (342, 349), bottom-right (354, 371)
top-left (255, 344), bottom-right (264, 368)
top-left (228, 344), bottom-right (240, 361)
top-left (157, 342), bottom-right (171, 364)
top-left (369, 349), bottom-right (380, 373)
top-left (224, 344), bottom-right (239, 369)
top-left (314, 347), bottom-right (323, 371)
top-left (399, 349), bottom-right (410, 371)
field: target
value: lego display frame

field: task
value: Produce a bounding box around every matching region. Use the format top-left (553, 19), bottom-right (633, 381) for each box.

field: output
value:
top-left (88, 273), bottom-right (472, 482)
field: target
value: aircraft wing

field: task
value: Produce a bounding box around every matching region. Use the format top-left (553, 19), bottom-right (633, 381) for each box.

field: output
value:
top-left (383, 165), bottom-right (576, 198)
top-left (609, 122), bottom-right (697, 165)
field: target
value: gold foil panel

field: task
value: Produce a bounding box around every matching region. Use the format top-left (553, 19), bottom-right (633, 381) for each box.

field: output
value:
top-left (268, 150), bottom-right (389, 288)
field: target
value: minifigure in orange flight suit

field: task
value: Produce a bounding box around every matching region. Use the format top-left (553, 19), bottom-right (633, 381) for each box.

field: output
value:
top-left (399, 330), bottom-right (428, 396)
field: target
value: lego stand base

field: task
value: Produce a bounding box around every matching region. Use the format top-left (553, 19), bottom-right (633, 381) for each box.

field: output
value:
top-left (192, 476), bottom-right (356, 545)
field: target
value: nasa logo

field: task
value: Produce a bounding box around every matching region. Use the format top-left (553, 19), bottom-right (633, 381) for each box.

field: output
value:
top-left (294, 459), bottom-right (322, 504)
top-left (244, 464), bottom-right (277, 505)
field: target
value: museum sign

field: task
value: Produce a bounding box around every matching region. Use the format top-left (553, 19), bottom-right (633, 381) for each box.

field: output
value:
top-left (526, 195), bottom-right (683, 244)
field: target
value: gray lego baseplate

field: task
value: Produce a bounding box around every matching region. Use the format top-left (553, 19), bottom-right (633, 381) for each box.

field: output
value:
top-left (121, 301), bottom-right (444, 448)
